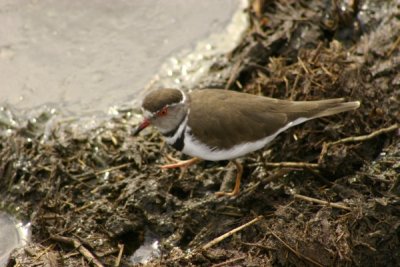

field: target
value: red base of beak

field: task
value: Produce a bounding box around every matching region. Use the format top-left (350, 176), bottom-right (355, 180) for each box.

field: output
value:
top-left (132, 119), bottom-right (150, 135)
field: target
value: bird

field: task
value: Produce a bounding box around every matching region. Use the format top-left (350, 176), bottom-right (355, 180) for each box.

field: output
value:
top-left (133, 88), bottom-right (360, 197)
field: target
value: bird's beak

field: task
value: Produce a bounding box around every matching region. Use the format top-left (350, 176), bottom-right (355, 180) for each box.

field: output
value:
top-left (132, 119), bottom-right (150, 135)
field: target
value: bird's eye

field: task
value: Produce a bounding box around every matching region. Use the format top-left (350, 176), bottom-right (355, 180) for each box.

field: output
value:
top-left (158, 107), bottom-right (168, 116)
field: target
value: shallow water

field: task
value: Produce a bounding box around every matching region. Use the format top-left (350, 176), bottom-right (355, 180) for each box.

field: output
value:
top-left (130, 231), bottom-right (161, 264)
top-left (0, 212), bottom-right (30, 266)
top-left (0, 0), bottom-right (242, 116)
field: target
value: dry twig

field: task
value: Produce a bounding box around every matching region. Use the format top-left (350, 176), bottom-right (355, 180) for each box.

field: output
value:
top-left (114, 243), bottom-right (124, 267)
top-left (264, 162), bottom-right (319, 168)
top-left (325, 124), bottom-right (398, 147)
top-left (387, 35), bottom-right (400, 56)
top-left (319, 124), bottom-right (399, 164)
top-left (74, 162), bottom-right (131, 180)
top-left (269, 229), bottom-right (324, 267)
top-left (293, 193), bottom-right (351, 211)
top-left (211, 256), bottom-right (246, 267)
top-left (95, 162), bottom-right (131, 175)
top-left (50, 235), bottom-right (104, 267)
top-left (202, 216), bottom-right (263, 250)
top-left (33, 244), bottom-right (54, 262)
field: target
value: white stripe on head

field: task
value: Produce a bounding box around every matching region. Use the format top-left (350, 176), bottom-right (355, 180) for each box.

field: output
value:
top-left (178, 89), bottom-right (186, 104)
top-left (142, 108), bottom-right (154, 119)
top-left (142, 89), bottom-right (186, 119)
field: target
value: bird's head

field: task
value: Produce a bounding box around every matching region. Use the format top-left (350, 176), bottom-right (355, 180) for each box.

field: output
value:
top-left (133, 88), bottom-right (189, 135)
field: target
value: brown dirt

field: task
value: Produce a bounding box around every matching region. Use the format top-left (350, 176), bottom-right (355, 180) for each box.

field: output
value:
top-left (1, 0), bottom-right (400, 266)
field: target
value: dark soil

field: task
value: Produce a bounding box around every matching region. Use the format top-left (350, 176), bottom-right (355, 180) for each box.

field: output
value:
top-left (1, 0), bottom-right (399, 266)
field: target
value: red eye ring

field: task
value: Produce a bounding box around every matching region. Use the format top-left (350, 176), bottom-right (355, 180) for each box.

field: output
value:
top-left (158, 107), bottom-right (168, 116)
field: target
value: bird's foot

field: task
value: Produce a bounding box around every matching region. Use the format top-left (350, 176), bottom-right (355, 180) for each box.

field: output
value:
top-left (161, 155), bottom-right (201, 179)
top-left (215, 160), bottom-right (243, 198)
top-left (161, 155), bottom-right (201, 169)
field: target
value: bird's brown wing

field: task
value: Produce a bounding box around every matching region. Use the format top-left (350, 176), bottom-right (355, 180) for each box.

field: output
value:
top-left (187, 89), bottom-right (358, 150)
top-left (187, 89), bottom-right (290, 150)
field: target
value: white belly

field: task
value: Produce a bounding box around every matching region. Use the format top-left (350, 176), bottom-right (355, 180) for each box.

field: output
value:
top-left (181, 117), bottom-right (308, 161)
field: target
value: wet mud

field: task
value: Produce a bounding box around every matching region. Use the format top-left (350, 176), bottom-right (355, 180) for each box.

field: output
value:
top-left (1, 0), bottom-right (399, 266)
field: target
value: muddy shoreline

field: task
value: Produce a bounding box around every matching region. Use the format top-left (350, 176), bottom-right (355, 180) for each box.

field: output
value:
top-left (1, 1), bottom-right (400, 266)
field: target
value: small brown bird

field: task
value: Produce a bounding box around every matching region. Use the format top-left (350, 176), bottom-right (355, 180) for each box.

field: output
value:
top-left (133, 88), bottom-right (360, 196)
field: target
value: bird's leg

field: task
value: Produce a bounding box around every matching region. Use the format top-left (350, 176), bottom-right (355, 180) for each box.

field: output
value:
top-left (215, 159), bottom-right (243, 197)
top-left (161, 155), bottom-right (201, 178)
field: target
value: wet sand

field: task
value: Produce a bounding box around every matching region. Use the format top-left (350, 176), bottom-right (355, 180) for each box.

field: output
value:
top-left (0, 0), bottom-right (240, 115)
